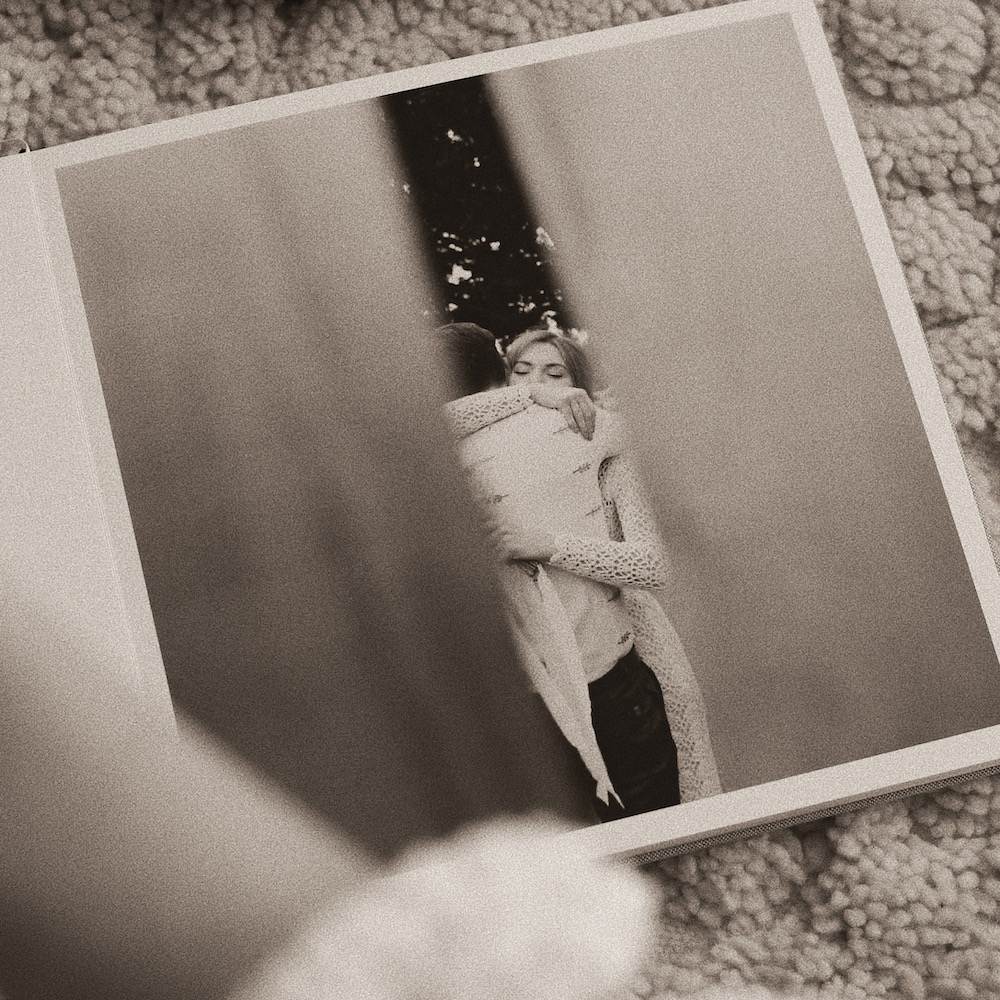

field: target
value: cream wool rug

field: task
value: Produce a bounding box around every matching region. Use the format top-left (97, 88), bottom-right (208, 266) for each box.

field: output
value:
top-left (5, 1), bottom-right (1000, 998)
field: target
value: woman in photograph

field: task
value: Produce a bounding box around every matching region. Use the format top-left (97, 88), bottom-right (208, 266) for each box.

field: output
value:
top-left (439, 323), bottom-right (721, 822)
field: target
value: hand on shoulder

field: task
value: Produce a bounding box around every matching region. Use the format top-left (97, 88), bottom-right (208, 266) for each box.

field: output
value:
top-left (528, 384), bottom-right (596, 440)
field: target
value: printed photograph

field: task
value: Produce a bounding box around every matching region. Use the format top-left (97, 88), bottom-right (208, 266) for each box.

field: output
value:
top-left (46, 5), bottom-right (1000, 855)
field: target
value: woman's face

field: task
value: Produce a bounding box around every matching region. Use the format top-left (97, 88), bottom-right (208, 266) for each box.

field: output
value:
top-left (507, 341), bottom-right (573, 387)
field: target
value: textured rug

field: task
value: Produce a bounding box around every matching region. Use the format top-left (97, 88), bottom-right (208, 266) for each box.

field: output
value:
top-left (5, 1), bottom-right (1000, 998)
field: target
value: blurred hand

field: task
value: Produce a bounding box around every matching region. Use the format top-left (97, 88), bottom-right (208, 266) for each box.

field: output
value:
top-left (528, 384), bottom-right (596, 440)
top-left (230, 816), bottom-right (660, 1000)
top-left (493, 524), bottom-right (557, 563)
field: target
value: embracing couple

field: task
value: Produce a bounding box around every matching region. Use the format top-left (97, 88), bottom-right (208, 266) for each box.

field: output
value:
top-left (437, 322), bottom-right (721, 824)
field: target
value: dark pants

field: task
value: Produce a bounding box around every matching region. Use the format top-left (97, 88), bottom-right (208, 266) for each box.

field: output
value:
top-left (538, 646), bottom-right (681, 824)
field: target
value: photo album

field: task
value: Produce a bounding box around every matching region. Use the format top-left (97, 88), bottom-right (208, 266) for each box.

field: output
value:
top-left (5, 0), bottom-right (1000, 864)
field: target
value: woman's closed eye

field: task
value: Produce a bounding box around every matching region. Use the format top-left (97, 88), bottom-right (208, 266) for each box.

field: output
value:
top-left (512, 362), bottom-right (569, 381)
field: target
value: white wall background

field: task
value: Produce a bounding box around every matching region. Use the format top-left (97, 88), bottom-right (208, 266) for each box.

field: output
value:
top-left (489, 14), bottom-right (1000, 791)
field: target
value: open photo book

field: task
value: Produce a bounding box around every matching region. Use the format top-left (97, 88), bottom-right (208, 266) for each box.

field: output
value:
top-left (4, 0), bottom-right (1000, 866)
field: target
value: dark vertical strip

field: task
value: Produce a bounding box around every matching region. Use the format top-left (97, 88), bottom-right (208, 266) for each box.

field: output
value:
top-left (52, 105), bottom-right (580, 870)
top-left (382, 74), bottom-right (573, 343)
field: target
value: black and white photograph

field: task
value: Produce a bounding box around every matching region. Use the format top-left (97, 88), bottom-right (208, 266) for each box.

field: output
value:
top-left (12, 0), bottom-right (1000, 863)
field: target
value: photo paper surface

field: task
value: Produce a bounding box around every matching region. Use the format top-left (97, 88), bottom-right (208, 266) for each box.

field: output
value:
top-left (9, 0), bottom-right (1000, 859)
